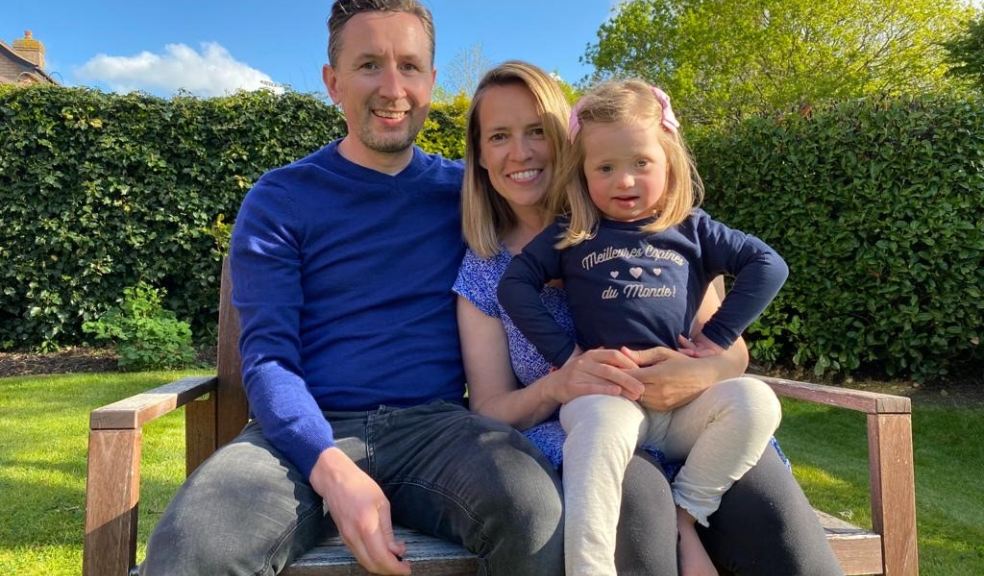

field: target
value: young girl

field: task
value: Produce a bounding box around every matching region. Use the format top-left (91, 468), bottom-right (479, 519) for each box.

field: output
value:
top-left (498, 80), bottom-right (788, 576)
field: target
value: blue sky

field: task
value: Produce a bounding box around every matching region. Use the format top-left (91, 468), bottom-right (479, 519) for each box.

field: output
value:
top-left (4, 1), bottom-right (622, 98)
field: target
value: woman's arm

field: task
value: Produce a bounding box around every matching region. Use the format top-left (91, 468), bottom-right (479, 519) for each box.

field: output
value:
top-left (625, 277), bottom-right (749, 411)
top-left (459, 297), bottom-right (644, 429)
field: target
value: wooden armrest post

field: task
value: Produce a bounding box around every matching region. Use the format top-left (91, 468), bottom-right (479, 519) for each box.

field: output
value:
top-left (185, 392), bottom-right (217, 475)
top-left (83, 376), bottom-right (218, 576)
top-left (868, 412), bottom-right (918, 576)
top-left (84, 429), bottom-right (141, 576)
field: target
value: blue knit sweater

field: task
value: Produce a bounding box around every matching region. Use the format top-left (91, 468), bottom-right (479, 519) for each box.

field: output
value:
top-left (230, 141), bottom-right (466, 477)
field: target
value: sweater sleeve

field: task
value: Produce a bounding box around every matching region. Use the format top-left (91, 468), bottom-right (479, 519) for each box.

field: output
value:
top-left (695, 211), bottom-right (789, 349)
top-left (497, 223), bottom-right (576, 367)
top-left (230, 176), bottom-right (335, 479)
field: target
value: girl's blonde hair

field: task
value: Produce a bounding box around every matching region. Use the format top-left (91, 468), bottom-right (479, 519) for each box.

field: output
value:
top-left (554, 79), bottom-right (704, 249)
top-left (461, 61), bottom-right (571, 258)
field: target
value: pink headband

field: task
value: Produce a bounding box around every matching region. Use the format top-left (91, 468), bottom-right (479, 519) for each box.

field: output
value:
top-left (568, 85), bottom-right (680, 142)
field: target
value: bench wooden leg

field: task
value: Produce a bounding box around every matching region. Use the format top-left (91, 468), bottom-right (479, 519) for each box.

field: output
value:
top-left (84, 429), bottom-right (141, 576)
top-left (868, 413), bottom-right (918, 575)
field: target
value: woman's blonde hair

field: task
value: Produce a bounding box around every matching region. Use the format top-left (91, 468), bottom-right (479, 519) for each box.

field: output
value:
top-left (554, 79), bottom-right (704, 249)
top-left (461, 61), bottom-right (571, 258)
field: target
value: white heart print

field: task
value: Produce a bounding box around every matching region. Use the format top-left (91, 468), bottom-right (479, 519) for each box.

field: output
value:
top-left (653, 268), bottom-right (662, 276)
top-left (629, 267), bottom-right (643, 279)
top-left (610, 271), bottom-right (619, 278)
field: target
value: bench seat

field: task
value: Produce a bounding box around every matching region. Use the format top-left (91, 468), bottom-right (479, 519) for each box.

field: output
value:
top-left (278, 510), bottom-right (883, 576)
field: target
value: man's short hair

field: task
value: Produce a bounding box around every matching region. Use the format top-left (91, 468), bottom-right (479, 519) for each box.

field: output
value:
top-left (327, 0), bottom-right (436, 67)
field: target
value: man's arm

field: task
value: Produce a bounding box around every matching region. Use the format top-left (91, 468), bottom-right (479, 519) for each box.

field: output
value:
top-left (231, 179), bottom-right (335, 477)
top-left (231, 179), bottom-right (408, 575)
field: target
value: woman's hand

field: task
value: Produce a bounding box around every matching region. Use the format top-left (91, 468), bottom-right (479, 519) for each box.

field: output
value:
top-left (622, 276), bottom-right (751, 411)
top-left (547, 347), bottom-right (646, 403)
top-left (621, 346), bottom-right (730, 411)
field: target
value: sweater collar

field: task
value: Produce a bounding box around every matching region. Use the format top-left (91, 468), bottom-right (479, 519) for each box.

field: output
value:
top-left (326, 139), bottom-right (427, 180)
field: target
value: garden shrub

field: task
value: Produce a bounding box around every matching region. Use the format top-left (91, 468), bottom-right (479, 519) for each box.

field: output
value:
top-left (691, 93), bottom-right (984, 381)
top-left (82, 282), bottom-right (196, 371)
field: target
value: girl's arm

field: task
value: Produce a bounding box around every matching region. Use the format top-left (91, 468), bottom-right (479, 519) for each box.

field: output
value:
top-left (697, 212), bottom-right (788, 349)
top-left (496, 227), bottom-right (578, 367)
top-left (459, 297), bottom-right (644, 429)
top-left (624, 277), bottom-right (749, 411)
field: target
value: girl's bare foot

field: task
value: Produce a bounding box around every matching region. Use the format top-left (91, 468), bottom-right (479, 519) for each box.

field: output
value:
top-left (677, 507), bottom-right (718, 576)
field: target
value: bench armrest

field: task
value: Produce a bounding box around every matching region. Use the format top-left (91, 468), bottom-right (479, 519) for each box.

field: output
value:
top-left (84, 375), bottom-right (218, 576)
top-left (753, 372), bottom-right (918, 575)
top-left (90, 375), bottom-right (218, 429)
top-left (752, 373), bottom-right (911, 414)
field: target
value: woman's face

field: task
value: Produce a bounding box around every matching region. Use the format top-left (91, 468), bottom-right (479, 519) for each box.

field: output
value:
top-left (477, 83), bottom-right (553, 211)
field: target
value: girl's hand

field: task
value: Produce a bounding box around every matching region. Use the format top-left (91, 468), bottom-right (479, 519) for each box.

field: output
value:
top-left (677, 333), bottom-right (726, 358)
top-left (548, 347), bottom-right (645, 403)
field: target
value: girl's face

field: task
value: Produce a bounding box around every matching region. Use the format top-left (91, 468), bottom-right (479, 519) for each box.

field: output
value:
top-left (477, 83), bottom-right (553, 211)
top-left (581, 120), bottom-right (668, 222)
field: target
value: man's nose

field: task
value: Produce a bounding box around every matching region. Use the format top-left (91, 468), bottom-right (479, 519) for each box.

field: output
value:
top-left (378, 65), bottom-right (407, 100)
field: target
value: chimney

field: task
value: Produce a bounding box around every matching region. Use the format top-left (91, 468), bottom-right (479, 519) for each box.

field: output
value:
top-left (13, 30), bottom-right (45, 69)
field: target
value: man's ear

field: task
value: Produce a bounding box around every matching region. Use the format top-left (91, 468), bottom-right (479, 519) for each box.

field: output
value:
top-left (323, 64), bottom-right (340, 104)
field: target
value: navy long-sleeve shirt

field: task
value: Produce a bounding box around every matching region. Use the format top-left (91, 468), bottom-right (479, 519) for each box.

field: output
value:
top-left (498, 210), bottom-right (788, 367)
top-left (230, 141), bottom-right (466, 478)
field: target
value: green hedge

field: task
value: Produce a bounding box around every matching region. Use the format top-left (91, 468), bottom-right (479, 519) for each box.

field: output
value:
top-left (4, 86), bottom-right (981, 382)
top-left (418, 95), bottom-right (469, 160)
top-left (0, 86), bottom-right (346, 348)
top-left (692, 94), bottom-right (984, 381)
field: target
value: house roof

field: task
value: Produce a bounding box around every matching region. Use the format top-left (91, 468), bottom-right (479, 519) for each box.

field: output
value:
top-left (0, 39), bottom-right (57, 85)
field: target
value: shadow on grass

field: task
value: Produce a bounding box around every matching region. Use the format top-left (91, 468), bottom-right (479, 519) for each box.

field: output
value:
top-left (0, 454), bottom-right (184, 550)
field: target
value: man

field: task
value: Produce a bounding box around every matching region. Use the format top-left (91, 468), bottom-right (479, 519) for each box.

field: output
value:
top-left (141, 1), bottom-right (564, 574)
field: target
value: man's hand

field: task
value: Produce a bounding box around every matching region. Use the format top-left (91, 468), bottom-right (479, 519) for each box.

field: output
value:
top-left (310, 448), bottom-right (410, 575)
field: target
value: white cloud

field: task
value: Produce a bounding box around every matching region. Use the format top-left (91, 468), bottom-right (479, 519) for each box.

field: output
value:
top-left (75, 42), bottom-right (283, 97)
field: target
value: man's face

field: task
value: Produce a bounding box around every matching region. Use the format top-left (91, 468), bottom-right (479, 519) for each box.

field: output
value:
top-left (323, 11), bottom-right (435, 167)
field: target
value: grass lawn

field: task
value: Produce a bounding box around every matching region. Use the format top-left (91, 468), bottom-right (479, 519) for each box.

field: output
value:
top-left (1, 371), bottom-right (982, 575)
top-left (777, 395), bottom-right (984, 575)
top-left (0, 370), bottom-right (207, 575)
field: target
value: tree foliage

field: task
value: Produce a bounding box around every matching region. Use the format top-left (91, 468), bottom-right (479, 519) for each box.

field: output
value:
top-left (437, 43), bottom-right (494, 101)
top-left (943, 13), bottom-right (984, 89)
top-left (584, 0), bottom-right (976, 125)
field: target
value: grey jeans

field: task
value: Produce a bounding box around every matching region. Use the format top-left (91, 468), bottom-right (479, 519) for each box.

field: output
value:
top-left (141, 401), bottom-right (564, 576)
top-left (142, 400), bottom-right (841, 576)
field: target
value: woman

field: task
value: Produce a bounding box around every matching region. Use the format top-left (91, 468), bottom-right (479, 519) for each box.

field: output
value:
top-left (453, 60), bottom-right (842, 575)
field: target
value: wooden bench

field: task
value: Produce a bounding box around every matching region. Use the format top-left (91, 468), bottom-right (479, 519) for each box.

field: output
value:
top-left (84, 260), bottom-right (918, 575)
